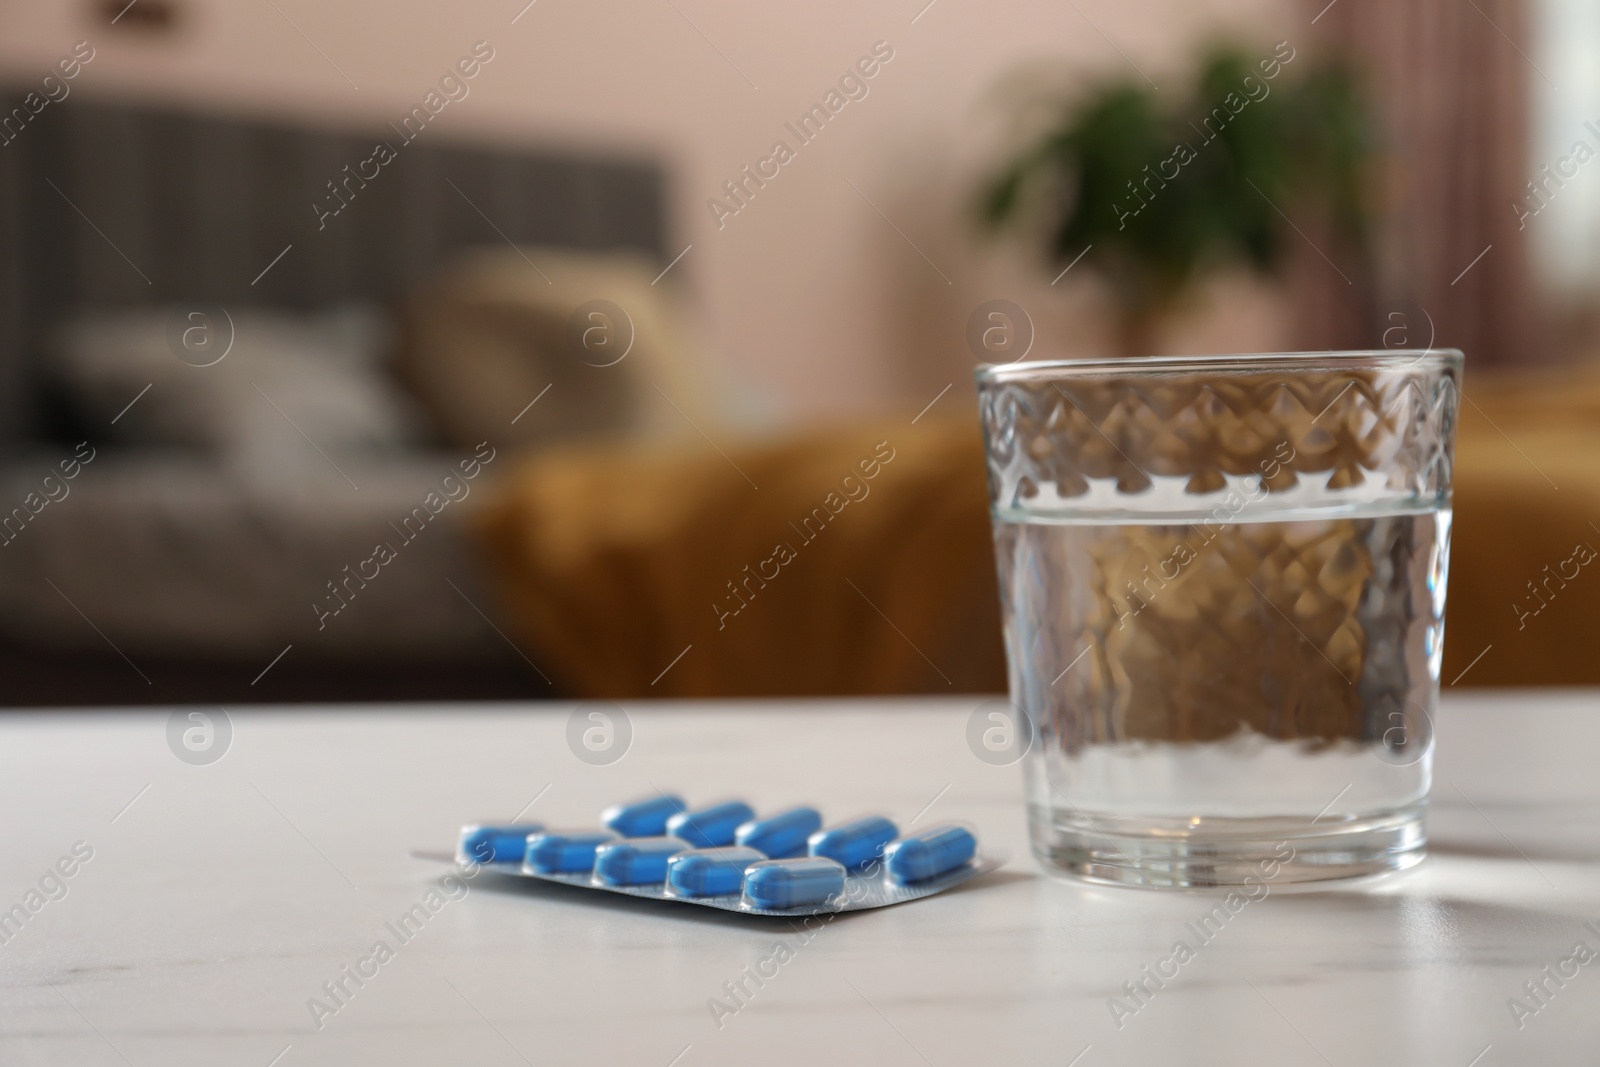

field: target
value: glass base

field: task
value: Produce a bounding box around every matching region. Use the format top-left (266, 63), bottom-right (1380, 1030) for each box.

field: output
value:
top-left (1029, 803), bottom-right (1427, 888)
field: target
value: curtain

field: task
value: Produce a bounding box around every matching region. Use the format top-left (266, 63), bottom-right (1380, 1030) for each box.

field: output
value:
top-left (1300, 0), bottom-right (1539, 366)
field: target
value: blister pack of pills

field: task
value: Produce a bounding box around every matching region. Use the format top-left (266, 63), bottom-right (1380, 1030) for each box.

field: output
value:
top-left (448, 793), bottom-right (1002, 917)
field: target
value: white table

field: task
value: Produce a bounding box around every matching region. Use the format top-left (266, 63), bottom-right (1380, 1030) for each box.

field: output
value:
top-left (2, 691), bottom-right (1597, 1066)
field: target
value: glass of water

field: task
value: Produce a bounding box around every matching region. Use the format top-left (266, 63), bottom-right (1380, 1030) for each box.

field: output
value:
top-left (977, 350), bottom-right (1462, 887)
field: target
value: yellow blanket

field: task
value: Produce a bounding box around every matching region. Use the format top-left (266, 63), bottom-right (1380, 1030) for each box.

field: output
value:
top-left (474, 368), bottom-right (1600, 695)
top-left (474, 419), bottom-right (1003, 696)
top-left (1443, 367), bottom-right (1600, 686)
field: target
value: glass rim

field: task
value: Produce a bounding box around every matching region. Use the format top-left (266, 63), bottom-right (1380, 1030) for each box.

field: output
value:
top-left (975, 348), bottom-right (1464, 383)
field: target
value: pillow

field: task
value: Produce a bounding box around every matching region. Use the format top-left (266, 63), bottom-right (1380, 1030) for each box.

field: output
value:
top-left (397, 246), bottom-right (726, 451)
top-left (47, 305), bottom-right (429, 459)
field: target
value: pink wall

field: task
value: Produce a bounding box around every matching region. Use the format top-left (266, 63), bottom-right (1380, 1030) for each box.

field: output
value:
top-left (1, 0), bottom-right (1295, 425)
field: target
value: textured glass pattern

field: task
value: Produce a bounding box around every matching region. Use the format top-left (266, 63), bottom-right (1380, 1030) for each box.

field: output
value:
top-left (980, 356), bottom-right (1460, 514)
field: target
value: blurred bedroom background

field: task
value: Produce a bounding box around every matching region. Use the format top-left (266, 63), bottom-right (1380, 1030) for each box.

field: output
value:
top-left (0, 0), bottom-right (1595, 705)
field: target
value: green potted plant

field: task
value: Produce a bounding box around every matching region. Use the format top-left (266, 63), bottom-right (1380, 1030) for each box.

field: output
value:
top-left (982, 43), bottom-right (1374, 356)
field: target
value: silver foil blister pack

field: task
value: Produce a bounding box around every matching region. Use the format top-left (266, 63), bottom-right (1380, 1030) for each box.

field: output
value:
top-left (431, 792), bottom-right (1002, 917)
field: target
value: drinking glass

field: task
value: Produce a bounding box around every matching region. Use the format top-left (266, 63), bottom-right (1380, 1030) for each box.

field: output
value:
top-left (977, 350), bottom-right (1462, 887)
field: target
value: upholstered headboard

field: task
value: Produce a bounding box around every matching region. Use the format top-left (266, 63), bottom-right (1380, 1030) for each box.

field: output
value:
top-left (0, 90), bottom-right (668, 440)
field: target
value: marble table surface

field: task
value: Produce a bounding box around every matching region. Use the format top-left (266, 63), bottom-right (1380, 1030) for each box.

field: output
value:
top-left (3, 690), bottom-right (1598, 1066)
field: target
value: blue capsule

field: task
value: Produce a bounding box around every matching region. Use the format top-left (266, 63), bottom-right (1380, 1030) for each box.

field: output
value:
top-left (458, 823), bottom-right (545, 864)
top-left (884, 825), bottom-right (977, 883)
top-left (735, 806), bottom-right (823, 858)
top-left (666, 801), bottom-right (757, 849)
top-left (601, 794), bottom-right (686, 837)
top-left (594, 836), bottom-right (690, 885)
top-left (666, 846), bottom-right (765, 897)
top-left (742, 857), bottom-right (847, 909)
top-left (808, 816), bottom-right (898, 870)
top-left (526, 830), bottom-right (619, 874)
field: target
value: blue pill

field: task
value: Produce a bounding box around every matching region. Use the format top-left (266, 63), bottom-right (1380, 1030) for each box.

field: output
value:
top-left (742, 857), bottom-right (847, 909)
top-left (736, 806), bottom-right (823, 858)
top-left (666, 846), bottom-right (765, 897)
top-left (884, 824), bottom-right (977, 883)
top-left (526, 830), bottom-right (619, 874)
top-left (459, 823), bottom-right (545, 864)
top-left (601, 794), bottom-right (686, 837)
top-left (666, 801), bottom-right (757, 849)
top-left (808, 816), bottom-right (898, 870)
top-left (594, 836), bottom-right (690, 885)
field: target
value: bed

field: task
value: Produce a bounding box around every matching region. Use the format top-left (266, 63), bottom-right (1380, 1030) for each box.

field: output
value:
top-left (0, 88), bottom-right (668, 704)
